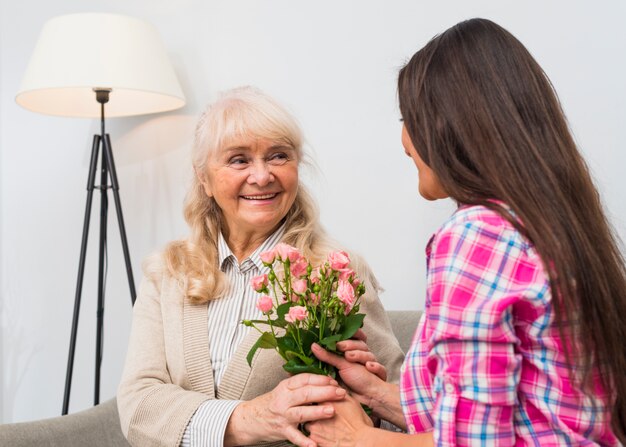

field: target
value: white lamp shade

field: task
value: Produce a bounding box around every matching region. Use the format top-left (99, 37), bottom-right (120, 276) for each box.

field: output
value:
top-left (16, 13), bottom-right (185, 118)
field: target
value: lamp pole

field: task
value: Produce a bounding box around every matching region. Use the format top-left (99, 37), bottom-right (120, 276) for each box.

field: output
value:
top-left (62, 89), bottom-right (137, 415)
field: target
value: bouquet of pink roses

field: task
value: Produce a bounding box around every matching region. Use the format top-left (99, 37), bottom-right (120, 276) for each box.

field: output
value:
top-left (243, 243), bottom-right (366, 378)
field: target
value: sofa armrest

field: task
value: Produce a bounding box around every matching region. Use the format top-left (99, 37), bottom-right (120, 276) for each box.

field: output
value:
top-left (0, 398), bottom-right (129, 447)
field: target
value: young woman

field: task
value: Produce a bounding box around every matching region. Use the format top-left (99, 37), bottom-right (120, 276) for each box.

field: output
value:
top-left (308, 18), bottom-right (626, 446)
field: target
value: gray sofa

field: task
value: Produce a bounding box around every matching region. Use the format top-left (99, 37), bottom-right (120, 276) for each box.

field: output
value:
top-left (0, 310), bottom-right (421, 446)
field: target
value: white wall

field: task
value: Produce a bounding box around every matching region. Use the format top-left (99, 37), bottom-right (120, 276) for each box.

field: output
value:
top-left (1, 0), bottom-right (625, 423)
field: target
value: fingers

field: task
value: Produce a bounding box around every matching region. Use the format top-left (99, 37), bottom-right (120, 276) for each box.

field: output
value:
top-left (366, 361), bottom-right (387, 381)
top-left (298, 385), bottom-right (346, 406)
top-left (312, 343), bottom-right (378, 370)
top-left (336, 339), bottom-right (369, 353)
top-left (285, 373), bottom-right (338, 390)
top-left (343, 349), bottom-right (376, 365)
top-left (284, 425), bottom-right (317, 447)
top-left (287, 403), bottom-right (334, 423)
top-left (281, 374), bottom-right (346, 408)
top-left (307, 397), bottom-right (373, 446)
top-left (311, 343), bottom-right (351, 369)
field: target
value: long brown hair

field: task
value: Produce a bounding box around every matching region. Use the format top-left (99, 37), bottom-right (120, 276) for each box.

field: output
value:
top-left (398, 18), bottom-right (626, 441)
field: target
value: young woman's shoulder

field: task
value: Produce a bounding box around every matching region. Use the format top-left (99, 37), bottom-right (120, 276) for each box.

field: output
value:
top-left (451, 203), bottom-right (515, 227)
top-left (434, 203), bottom-right (531, 253)
top-left (428, 204), bottom-right (548, 310)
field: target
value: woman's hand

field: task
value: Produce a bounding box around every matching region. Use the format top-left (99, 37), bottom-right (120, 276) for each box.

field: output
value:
top-left (306, 394), bottom-right (374, 447)
top-left (224, 373), bottom-right (346, 447)
top-left (311, 334), bottom-right (406, 427)
top-left (308, 395), bottom-right (435, 447)
top-left (311, 332), bottom-right (387, 409)
top-left (338, 329), bottom-right (388, 381)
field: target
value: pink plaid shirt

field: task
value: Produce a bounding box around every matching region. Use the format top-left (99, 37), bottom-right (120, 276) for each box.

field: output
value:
top-left (400, 204), bottom-right (618, 446)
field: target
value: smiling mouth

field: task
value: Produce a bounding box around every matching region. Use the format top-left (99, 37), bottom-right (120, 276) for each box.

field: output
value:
top-left (241, 193), bottom-right (279, 200)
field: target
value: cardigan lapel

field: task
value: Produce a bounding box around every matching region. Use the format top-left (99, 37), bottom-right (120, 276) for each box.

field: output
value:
top-left (216, 328), bottom-right (258, 399)
top-left (183, 299), bottom-right (215, 396)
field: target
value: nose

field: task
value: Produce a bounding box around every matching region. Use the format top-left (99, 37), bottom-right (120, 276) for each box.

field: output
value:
top-left (247, 159), bottom-right (274, 186)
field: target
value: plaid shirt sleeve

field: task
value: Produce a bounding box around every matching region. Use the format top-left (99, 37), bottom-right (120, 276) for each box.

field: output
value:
top-left (407, 217), bottom-right (528, 446)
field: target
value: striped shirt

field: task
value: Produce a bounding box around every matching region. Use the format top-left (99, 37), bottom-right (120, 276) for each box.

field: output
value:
top-left (400, 205), bottom-right (618, 446)
top-left (181, 224), bottom-right (286, 446)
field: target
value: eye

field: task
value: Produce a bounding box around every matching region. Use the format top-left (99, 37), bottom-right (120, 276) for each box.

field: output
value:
top-left (266, 152), bottom-right (291, 166)
top-left (227, 156), bottom-right (249, 169)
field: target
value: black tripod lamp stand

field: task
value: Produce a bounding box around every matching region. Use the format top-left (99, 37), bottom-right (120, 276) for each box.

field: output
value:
top-left (15, 12), bottom-right (186, 415)
top-left (62, 88), bottom-right (137, 414)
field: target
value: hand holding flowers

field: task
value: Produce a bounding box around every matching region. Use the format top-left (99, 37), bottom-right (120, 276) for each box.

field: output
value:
top-left (225, 373), bottom-right (345, 447)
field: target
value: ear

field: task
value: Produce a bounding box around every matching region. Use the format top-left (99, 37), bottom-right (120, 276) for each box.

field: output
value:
top-left (195, 166), bottom-right (213, 198)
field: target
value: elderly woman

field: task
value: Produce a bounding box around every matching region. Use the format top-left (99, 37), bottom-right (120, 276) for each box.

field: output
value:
top-left (117, 87), bottom-right (404, 447)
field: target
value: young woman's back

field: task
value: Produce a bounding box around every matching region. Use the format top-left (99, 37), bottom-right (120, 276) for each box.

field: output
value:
top-left (398, 17), bottom-right (626, 443)
top-left (402, 204), bottom-right (617, 445)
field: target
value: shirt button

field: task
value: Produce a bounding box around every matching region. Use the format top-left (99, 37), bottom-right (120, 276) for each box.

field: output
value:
top-left (444, 383), bottom-right (455, 393)
top-left (408, 423), bottom-right (415, 433)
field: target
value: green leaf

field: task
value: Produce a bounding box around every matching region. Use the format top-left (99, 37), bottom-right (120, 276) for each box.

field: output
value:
top-left (259, 331), bottom-right (278, 348)
top-left (285, 350), bottom-right (315, 365)
top-left (246, 332), bottom-right (277, 366)
top-left (276, 335), bottom-right (298, 355)
top-left (268, 318), bottom-right (288, 328)
top-left (341, 313), bottom-right (366, 340)
top-left (277, 302), bottom-right (292, 320)
top-left (300, 329), bottom-right (318, 354)
top-left (282, 360), bottom-right (330, 376)
top-left (319, 334), bottom-right (342, 351)
top-left (322, 324), bottom-right (332, 338)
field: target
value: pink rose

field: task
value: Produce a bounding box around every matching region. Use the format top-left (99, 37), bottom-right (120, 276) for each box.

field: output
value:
top-left (290, 258), bottom-right (308, 278)
top-left (250, 274), bottom-right (268, 291)
top-left (275, 243), bottom-right (302, 262)
top-left (310, 268), bottom-right (321, 284)
top-left (285, 305), bottom-right (308, 323)
top-left (259, 249), bottom-right (276, 265)
top-left (328, 250), bottom-right (350, 270)
top-left (292, 279), bottom-right (308, 295)
top-left (337, 280), bottom-right (355, 308)
top-left (256, 295), bottom-right (274, 313)
top-left (338, 268), bottom-right (355, 282)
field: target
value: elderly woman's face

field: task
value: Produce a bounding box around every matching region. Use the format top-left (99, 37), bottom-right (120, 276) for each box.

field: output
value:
top-left (202, 135), bottom-right (299, 239)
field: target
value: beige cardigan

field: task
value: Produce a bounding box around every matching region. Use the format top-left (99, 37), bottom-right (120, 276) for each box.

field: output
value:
top-left (117, 260), bottom-right (404, 447)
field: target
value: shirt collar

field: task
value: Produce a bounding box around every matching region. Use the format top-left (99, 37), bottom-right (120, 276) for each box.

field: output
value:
top-left (425, 200), bottom-right (520, 259)
top-left (218, 221), bottom-right (287, 273)
top-left (425, 233), bottom-right (436, 259)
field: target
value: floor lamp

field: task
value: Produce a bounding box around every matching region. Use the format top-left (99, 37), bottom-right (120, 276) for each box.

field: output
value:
top-left (15, 13), bottom-right (186, 415)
